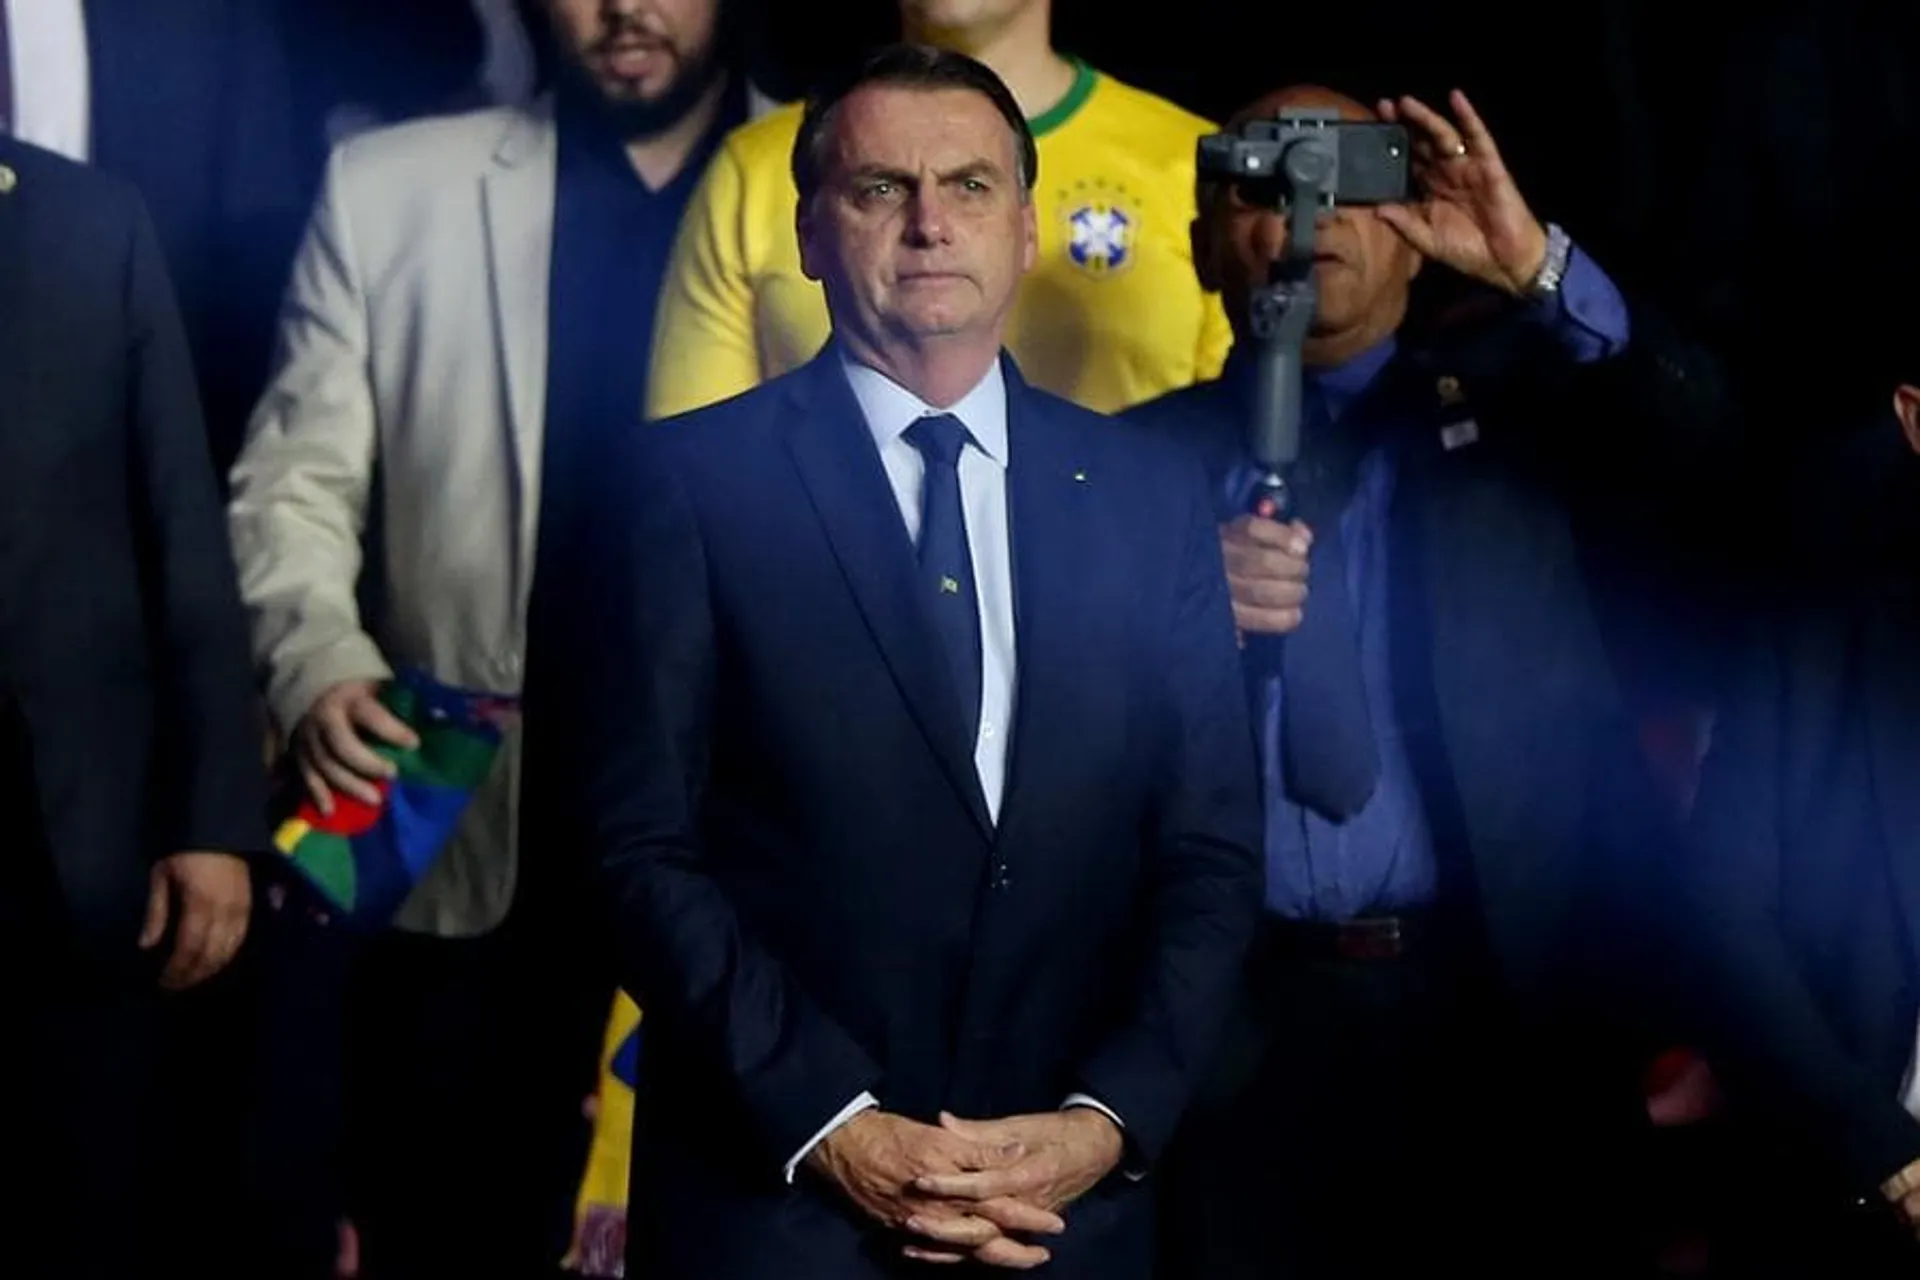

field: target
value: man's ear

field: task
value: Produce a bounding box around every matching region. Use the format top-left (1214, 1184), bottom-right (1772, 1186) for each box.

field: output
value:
top-left (797, 199), bottom-right (821, 283)
top-left (1895, 384), bottom-right (1920, 455)
top-left (1190, 216), bottom-right (1220, 294)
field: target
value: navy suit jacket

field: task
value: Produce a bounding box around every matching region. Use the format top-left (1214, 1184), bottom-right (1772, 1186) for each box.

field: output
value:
top-left (1682, 422), bottom-right (1920, 1198)
top-left (0, 138), bottom-right (267, 985)
top-left (1126, 347), bottom-right (1682, 1015)
top-left (544, 349), bottom-right (1262, 1279)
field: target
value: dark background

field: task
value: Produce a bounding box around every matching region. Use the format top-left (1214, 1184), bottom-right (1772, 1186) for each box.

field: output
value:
top-left (748, 1), bottom-right (1702, 291)
top-left (328, 0), bottom-right (1920, 438)
top-left (740, 0), bottom-right (1920, 442)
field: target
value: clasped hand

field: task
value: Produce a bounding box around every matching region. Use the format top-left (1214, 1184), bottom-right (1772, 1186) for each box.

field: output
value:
top-left (808, 1107), bottom-right (1124, 1268)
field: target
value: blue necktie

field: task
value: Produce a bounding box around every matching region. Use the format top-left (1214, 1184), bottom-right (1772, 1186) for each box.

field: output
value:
top-left (1268, 382), bottom-right (1380, 819)
top-left (904, 414), bottom-right (982, 741)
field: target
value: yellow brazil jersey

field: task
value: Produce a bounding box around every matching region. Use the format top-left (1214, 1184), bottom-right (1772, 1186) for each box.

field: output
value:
top-left (646, 60), bottom-right (1231, 418)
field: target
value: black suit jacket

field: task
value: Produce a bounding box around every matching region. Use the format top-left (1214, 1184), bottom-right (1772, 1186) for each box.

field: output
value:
top-left (0, 138), bottom-right (266, 982)
top-left (1682, 420), bottom-right (1920, 1196)
top-left (84, 0), bottom-right (309, 476)
top-left (539, 350), bottom-right (1263, 1279)
top-left (1124, 321), bottom-right (1695, 1019)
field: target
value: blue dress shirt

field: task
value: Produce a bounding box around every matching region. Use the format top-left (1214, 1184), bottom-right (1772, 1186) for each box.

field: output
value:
top-left (1232, 246), bottom-right (1631, 922)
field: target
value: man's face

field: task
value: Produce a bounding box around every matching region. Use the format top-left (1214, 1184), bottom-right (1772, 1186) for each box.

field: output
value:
top-left (1195, 89), bottom-right (1421, 349)
top-left (543, 0), bottom-right (723, 131)
top-left (799, 85), bottom-right (1037, 352)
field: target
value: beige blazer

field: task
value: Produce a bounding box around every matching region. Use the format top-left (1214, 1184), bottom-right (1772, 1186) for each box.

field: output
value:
top-left (228, 103), bottom-right (560, 937)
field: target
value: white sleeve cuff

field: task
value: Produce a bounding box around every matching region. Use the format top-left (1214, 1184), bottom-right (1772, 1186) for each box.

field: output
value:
top-left (785, 1091), bottom-right (880, 1185)
top-left (1062, 1093), bottom-right (1146, 1182)
top-left (1061, 1093), bottom-right (1125, 1129)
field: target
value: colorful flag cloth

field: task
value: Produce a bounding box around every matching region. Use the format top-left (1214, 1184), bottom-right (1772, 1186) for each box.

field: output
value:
top-left (271, 670), bottom-right (518, 924)
top-left (564, 991), bottom-right (643, 1277)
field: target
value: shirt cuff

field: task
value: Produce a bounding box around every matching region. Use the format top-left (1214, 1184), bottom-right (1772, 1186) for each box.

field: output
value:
top-left (1062, 1093), bottom-right (1124, 1128)
top-left (1062, 1093), bottom-right (1147, 1182)
top-left (1523, 243), bottom-right (1631, 363)
top-left (785, 1090), bottom-right (880, 1185)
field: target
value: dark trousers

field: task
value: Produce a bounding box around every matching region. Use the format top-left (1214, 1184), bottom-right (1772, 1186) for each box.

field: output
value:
top-left (1700, 1115), bottom-right (1920, 1278)
top-left (0, 821), bottom-right (160, 1276)
top-left (0, 981), bottom-right (161, 1277)
top-left (1157, 913), bottom-right (1655, 1279)
top-left (237, 892), bottom-right (608, 1278)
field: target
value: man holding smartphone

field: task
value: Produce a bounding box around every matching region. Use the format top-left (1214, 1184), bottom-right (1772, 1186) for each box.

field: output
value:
top-left (1129, 82), bottom-right (1713, 1279)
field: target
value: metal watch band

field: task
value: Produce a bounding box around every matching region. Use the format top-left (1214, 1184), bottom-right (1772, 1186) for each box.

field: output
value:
top-left (1525, 221), bottom-right (1572, 299)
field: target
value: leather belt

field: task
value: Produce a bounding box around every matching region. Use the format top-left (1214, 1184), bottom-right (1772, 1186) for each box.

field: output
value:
top-left (1262, 913), bottom-right (1430, 962)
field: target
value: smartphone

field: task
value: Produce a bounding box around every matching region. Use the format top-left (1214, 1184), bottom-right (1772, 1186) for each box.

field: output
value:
top-left (1203, 115), bottom-right (1411, 207)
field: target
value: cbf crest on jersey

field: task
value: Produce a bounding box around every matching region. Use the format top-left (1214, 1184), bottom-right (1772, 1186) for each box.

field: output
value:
top-left (1059, 178), bottom-right (1140, 277)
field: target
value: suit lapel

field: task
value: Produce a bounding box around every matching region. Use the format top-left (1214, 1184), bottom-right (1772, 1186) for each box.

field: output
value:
top-left (996, 367), bottom-right (1100, 839)
top-left (783, 356), bottom-right (993, 838)
top-left (1404, 419), bottom-right (1511, 859)
top-left (1400, 374), bottom-right (1588, 967)
top-left (82, 0), bottom-right (132, 168)
top-left (479, 105), bottom-right (558, 619)
top-left (0, 156), bottom-right (33, 653)
top-left (1865, 578), bottom-right (1920, 976)
top-left (1385, 362), bottom-right (1507, 823)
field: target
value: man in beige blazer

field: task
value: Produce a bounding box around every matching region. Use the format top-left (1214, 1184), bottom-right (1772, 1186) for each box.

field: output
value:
top-left (225, 0), bottom-right (752, 1272)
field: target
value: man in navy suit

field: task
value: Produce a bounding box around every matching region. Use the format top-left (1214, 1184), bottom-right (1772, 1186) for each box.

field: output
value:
top-left (1675, 373), bottom-right (1920, 1276)
top-left (0, 135), bottom-right (266, 1277)
top-left (1127, 83), bottom-right (1715, 1279)
top-left (538, 42), bottom-right (1263, 1280)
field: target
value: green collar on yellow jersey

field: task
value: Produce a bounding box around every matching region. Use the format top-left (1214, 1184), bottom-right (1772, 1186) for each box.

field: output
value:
top-left (1029, 58), bottom-right (1097, 138)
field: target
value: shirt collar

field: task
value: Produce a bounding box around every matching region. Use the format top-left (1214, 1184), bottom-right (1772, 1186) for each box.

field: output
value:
top-left (839, 350), bottom-right (1010, 466)
top-left (555, 74), bottom-right (748, 197)
top-left (1221, 333), bottom-right (1398, 425)
top-left (1314, 335), bottom-right (1398, 421)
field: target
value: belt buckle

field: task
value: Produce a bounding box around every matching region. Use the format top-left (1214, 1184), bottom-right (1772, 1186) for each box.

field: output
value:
top-left (1337, 917), bottom-right (1403, 961)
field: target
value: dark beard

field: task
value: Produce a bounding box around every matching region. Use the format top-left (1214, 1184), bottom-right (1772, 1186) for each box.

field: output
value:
top-left (556, 28), bottom-right (731, 143)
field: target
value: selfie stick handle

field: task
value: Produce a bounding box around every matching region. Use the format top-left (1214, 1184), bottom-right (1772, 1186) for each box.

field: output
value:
top-left (1247, 142), bottom-right (1332, 520)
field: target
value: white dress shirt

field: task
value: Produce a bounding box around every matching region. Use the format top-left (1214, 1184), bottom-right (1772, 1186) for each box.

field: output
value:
top-left (844, 353), bottom-right (1018, 820)
top-left (4, 0), bottom-right (91, 162)
top-left (782, 353), bottom-right (1123, 1183)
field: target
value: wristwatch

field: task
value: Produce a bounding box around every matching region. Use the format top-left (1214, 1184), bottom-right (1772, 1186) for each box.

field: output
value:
top-left (1523, 222), bottom-right (1572, 300)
